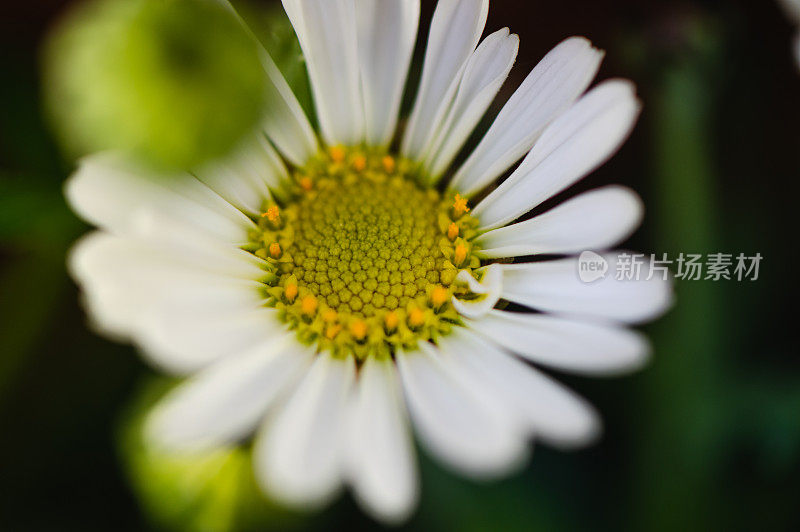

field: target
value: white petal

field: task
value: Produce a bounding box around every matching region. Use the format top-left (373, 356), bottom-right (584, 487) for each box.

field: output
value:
top-left (258, 52), bottom-right (320, 166)
top-left (474, 80), bottom-right (641, 230)
top-left (397, 344), bottom-right (527, 479)
top-left (466, 309), bottom-right (651, 375)
top-left (424, 28), bottom-right (519, 180)
top-left (476, 186), bottom-right (643, 258)
top-left (69, 233), bottom-right (159, 339)
top-left (451, 264), bottom-right (503, 319)
top-left (193, 140), bottom-right (268, 216)
top-left (401, 0), bottom-right (489, 160)
top-left (441, 328), bottom-right (600, 448)
top-left (145, 336), bottom-right (312, 450)
top-left (345, 357), bottom-right (418, 524)
top-left (192, 165), bottom-right (264, 216)
top-left (282, 0), bottom-right (364, 145)
top-left (128, 210), bottom-right (269, 280)
top-left (137, 306), bottom-right (286, 375)
top-left (69, 231), bottom-right (264, 292)
top-left (194, 134), bottom-right (288, 215)
top-left (356, 0), bottom-right (420, 146)
top-left (255, 352), bottom-right (355, 508)
top-left (69, 232), bottom-right (276, 373)
top-left (500, 253), bottom-right (674, 324)
top-left (65, 153), bottom-right (254, 243)
top-left (451, 37), bottom-right (603, 196)
top-left (217, 0), bottom-right (318, 165)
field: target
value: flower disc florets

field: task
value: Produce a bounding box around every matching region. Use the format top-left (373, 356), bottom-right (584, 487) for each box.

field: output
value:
top-left (250, 147), bottom-right (483, 360)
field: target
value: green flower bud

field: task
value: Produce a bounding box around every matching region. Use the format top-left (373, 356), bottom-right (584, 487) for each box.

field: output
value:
top-left (118, 378), bottom-right (301, 532)
top-left (44, 0), bottom-right (267, 170)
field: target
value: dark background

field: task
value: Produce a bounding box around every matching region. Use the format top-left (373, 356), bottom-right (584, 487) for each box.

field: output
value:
top-left (1, 0), bottom-right (799, 530)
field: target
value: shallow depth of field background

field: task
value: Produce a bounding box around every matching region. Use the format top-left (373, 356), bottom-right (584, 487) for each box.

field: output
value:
top-left (1, 0), bottom-right (799, 530)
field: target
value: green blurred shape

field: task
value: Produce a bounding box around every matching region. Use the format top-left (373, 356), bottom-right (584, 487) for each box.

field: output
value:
top-left (0, 174), bottom-right (81, 403)
top-left (43, 0), bottom-right (267, 170)
top-left (117, 378), bottom-right (302, 532)
top-left (414, 453), bottom-right (571, 532)
top-left (635, 15), bottom-right (729, 530)
top-left (0, 175), bottom-right (78, 246)
top-left (0, 251), bottom-right (69, 402)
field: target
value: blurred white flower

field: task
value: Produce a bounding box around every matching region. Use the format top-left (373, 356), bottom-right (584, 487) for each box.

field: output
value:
top-left (66, 0), bottom-right (672, 524)
top-left (779, 0), bottom-right (800, 66)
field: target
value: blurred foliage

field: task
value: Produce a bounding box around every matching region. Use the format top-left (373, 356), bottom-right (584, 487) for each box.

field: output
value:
top-left (118, 378), bottom-right (303, 532)
top-left (638, 14), bottom-right (728, 530)
top-left (0, 224), bottom-right (74, 400)
top-left (632, 6), bottom-right (800, 530)
top-left (43, 0), bottom-right (268, 170)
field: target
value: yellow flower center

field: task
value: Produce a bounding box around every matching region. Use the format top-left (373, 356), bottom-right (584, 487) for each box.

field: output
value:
top-left (250, 147), bottom-right (483, 359)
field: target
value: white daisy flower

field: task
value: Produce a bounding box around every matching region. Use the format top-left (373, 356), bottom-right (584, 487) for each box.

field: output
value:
top-left (66, 0), bottom-right (673, 524)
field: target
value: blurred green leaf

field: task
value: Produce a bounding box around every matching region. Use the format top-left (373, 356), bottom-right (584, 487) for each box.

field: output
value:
top-left (0, 174), bottom-right (78, 246)
top-left (415, 456), bottom-right (570, 532)
top-left (0, 172), bottom-right (79, 402)
top-left (635, 15), bottom-right (731, 530)
top-left (117, 378), bottom-right (305, 532)
top-left (0, 252), bottom-right (68, 402)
